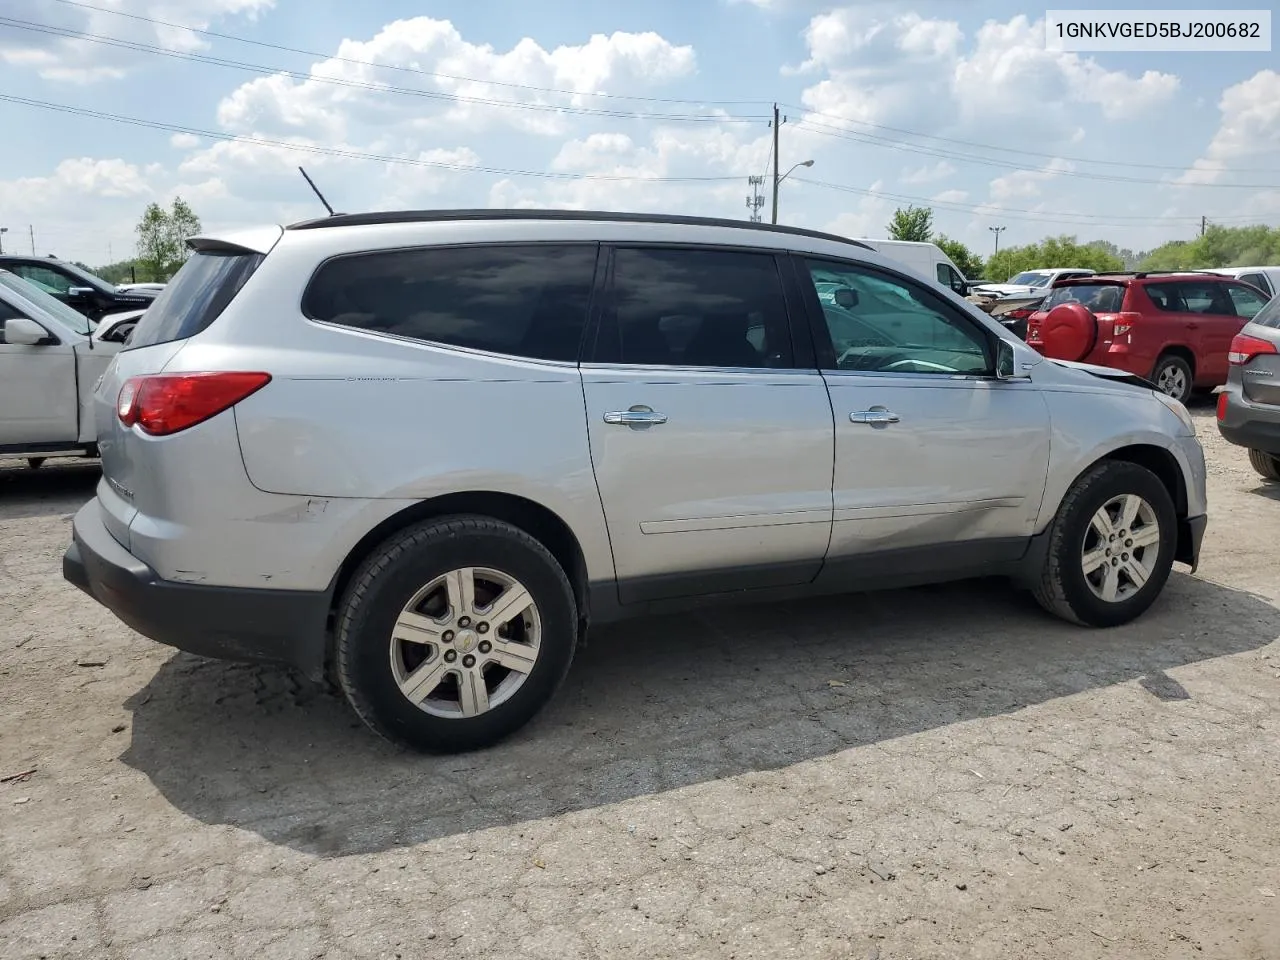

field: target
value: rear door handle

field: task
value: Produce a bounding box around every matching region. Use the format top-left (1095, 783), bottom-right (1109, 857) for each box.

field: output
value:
top-left (850, 410), bottom-right (900, 424)
top-left (604, 406), bottom-right (668, 426)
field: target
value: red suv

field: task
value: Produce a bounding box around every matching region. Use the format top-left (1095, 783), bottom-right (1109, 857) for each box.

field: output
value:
top-left (1025, 273), bottom-right (1271, 403)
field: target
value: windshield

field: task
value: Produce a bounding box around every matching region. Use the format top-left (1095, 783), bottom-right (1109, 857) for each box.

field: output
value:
top-left (1043, 283), bottom-right (1124, 313)
top-left (0, 270), bottom-right (94, 335)
top-left (1009, 271), bottom-right (1052, 287)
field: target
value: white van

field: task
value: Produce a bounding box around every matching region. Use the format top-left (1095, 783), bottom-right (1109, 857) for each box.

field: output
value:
top-left (851, 239), bottom-right (971, 296)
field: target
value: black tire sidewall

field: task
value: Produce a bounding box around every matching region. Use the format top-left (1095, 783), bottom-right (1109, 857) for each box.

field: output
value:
top-left (1053, 464), bottom-right (1177, 627)
top-left (338, 521), bottom-right (577, 752)
top-left (1153, 355), bottom-right (1193, 404)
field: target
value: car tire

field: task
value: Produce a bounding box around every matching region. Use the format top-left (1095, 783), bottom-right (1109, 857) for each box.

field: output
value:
top-left (1033, 460), bottom-right (1177, 628)
top-left (1248, 448), bottom-right (1280, 481)
top-left (1151, 354), bottom-right (1193, 404)
top-left (335, 515), bottom-right (578, 753)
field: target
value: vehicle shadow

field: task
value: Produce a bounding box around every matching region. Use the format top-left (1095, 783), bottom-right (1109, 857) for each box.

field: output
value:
top-left (1249, 482), bottom-right (1280, 502)
top-left (120, 570), bottom-right (1280, 857)
top-left (0, 460), bottom-right (100, 519)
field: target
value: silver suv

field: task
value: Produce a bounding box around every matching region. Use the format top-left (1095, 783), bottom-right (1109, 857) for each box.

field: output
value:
top-left (64, 211), bottom-right (1208, 752)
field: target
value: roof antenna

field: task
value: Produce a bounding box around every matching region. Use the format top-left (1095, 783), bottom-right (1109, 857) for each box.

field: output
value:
top-left (298, 166), bottom-right (336, 216)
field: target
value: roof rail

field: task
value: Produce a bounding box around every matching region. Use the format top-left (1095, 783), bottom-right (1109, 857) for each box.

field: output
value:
top-left (284, 208), bottom-right (873, 250)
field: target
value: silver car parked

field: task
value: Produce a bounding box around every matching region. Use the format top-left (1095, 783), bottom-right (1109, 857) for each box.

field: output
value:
top-left (64, 211), bottom-right (1208, 752)
top-left (1216, 293), bottom-right (1280, 481)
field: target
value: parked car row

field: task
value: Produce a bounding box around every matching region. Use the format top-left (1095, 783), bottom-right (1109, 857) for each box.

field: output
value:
top-left (62, 209), bottom-right (1207, 752)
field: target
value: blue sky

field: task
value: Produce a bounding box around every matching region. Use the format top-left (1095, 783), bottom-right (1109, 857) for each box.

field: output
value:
top-left (0, 0), bottom-right (1276, 268)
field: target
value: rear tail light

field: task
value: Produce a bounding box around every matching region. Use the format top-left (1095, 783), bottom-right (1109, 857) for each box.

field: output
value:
top-left (1004, 307), bottom-right (1034, 320)
top-left (1228, 334), bottom-right (1278, 365)
top-left (1111, 312), bottom-right (1142, 339)
top-left (117, 372), bottom-right (272, 436)
top-left (1217, 392), bottom-right (1228, 420)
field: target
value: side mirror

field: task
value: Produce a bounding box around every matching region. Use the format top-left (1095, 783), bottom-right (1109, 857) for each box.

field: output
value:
top-left (995, 338), bottom-right (1030, 381)
top-left (3, 316), bottom-right (56, 346)
top-left (67, 286), bottom-right (96, 299)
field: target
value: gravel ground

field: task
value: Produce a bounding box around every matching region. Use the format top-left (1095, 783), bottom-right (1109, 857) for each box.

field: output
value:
top-left (2, 401), bottom-right (1278, 960)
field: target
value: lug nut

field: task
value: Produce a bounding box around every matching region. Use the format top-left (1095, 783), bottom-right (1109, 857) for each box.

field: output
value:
top-left (458, 616), bottom-right (471, 628)
top-left (462, 655), bottom-right (476, 668)
top-left (477, 622), bottom-right (489, 634)
top-left (478, 640), bottom-right (492, 654)
top-left (1125, 539), bottom-right (1133, 548)
top-left (1122, 553), bottom-right (1129, 561)
top-left (443, 630), bottom-right (454, 643)
top-left (444, 650), bottom-right (458, 663)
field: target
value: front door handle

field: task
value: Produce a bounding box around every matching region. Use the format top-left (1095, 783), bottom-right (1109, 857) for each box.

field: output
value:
top-left (850, 410), bottom-right (900, 425)
top-left (604, 406), bottom-right (668, 426)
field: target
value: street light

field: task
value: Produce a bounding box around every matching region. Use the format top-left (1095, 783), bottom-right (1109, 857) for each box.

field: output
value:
top-left (0, 227), bottom-right (7, 255)
top-left (772, 159), bottom-right (814, 224)
top-left (988, 225), bottom-right (1006, 256)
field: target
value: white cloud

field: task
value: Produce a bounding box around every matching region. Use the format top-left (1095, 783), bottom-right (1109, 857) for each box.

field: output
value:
top-left (0, 0), bottom-right (275, 83)
top-left (988, 159), bottom-right (1075, 202)
top-left (215, 18), bottom-right (696, 141)
top-left (1178, 70), bottom-right (1280, 186)
top-left (901, 161), bottom-right (956, 184)
top-left (932, 189), bottom-right (969, 204)
top-left (170, 133), bottom-right (202, 149)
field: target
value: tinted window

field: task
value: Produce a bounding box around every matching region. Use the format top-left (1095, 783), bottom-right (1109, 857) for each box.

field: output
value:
top-left (1044, 283), bottom-right (1124, 313)
top-left (305, 245), bottom-right (597, 363)
top-left (1253, 295), bottom-right (1280, 329)
top-left (595, 248), bottom-right (792, 368)
top-left (0, 271), bottom-right (92, 334)
top-left (127, 251), bottom-right (265, 350)
top-left (804, 258), bottom-right (989, 375)
top-left (1171, 280), bottom-right (1234, 315)
top-left (12, 264), bottom-right (73, 295)
top-left (1226, 283), bottom-right (1269, 320)
top-left (1141, 283), bottom-right (1182, 312)
top-left (0, 298), bottom-right (20, 342)
top-left (1240, 273), bottom-right (1273, 297)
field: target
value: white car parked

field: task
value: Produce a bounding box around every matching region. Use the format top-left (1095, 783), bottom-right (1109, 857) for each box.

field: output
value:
top-left (973, 268), bottom-right (1097, 299)
top-left (0, 270), bottom-right (132, 467)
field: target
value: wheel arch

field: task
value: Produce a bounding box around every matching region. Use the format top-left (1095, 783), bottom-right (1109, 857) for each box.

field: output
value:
top-left (1154, 345), bottom-right (1196, 378)
top-left (327, 491), bottom-right (593, 635)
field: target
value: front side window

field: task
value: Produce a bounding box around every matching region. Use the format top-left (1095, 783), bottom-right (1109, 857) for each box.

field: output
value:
top-left (1009, 271), bottom-right (1051, 287)
top-left (803, 258), bottom-right (990, 375)
top-left (1226, 283), bottom-right (1270, 319)
top-left (0, 297), bottom-right (21, 343)
top-left (594, 247), bottom-right (792, 368)
top-left (0, 271), bottom-right (93, 334)
top-left (304, 244), bottom-right (598, 363)
top-left (12, 265), bottom-right (73, 296)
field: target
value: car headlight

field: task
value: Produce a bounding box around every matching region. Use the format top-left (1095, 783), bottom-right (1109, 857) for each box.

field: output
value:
top-left (1154, 390), bottom-right (1196, 436)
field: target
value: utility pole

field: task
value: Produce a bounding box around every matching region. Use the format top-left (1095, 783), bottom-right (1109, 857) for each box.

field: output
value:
top-left (28, 225), bottom-right (35, 256)
top-left (770, 103), bottom-right (785, 225)
top-left (1200, 215), bottom-right (1207, 237)
top-left (746, 176), bottom-right (766, 222)
top-left (989, 225), bottom-right (1006, 256)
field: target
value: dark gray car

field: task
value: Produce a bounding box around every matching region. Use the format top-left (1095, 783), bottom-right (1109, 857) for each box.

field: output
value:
top-left (1217, 294), bottom-right (1280, 480)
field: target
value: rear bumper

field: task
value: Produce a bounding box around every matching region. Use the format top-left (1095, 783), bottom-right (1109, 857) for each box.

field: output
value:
top-left (1216, 393), bottom-right (1280, 455)
top-left (63, 500), bottom-right (331, 680)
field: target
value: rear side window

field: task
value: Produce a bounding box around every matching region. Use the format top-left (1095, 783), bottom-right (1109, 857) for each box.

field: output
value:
top-left (1240, 272), bottom-right (1273, 297)
top-left (593, 247), bottom-right (792, 368)
top-left (303, 244), bottom-right (598, 363)
top-left (1252, 295), bottom-right (1280, 329)
top-left (127, 251), bottom-right (264, 349)
top-left (1043, 283), bottom-right (1124, 313)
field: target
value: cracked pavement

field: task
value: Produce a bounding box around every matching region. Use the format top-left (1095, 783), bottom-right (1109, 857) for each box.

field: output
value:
top-left (2, 402), bottom-right (1278, 959)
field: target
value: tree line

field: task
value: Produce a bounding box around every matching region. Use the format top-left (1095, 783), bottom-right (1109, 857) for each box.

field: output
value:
top-left (884, 204), bottom-right (1280, 282)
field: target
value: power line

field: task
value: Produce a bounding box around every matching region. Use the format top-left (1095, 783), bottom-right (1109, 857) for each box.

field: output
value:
top-left (46, 0), bottom-right (768, 107)
top-left (779, 103), bottom-right (1272, 176)
top-left (0, 16), bottom-right (767, 125)
top-left (789, 177), bottom-right (1266, 228)
top-left (0, 93), bottom-right (745, 184)
top-left (794, 119), bottom-right (1279, 189)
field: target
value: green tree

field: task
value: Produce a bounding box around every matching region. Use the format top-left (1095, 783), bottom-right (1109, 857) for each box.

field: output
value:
top-left (1140, 224), bottom-right (1280, 272)
top-left (984, 235), bottom-right (1125, 282)
top-left (887, 205), bottom-right (934, 242)
top-left (134, 196), bottom-right (202, 281)
top-left (934, 234), bottom-right (984, 279)
top-left (91, 260), bottom-right (144, 285)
